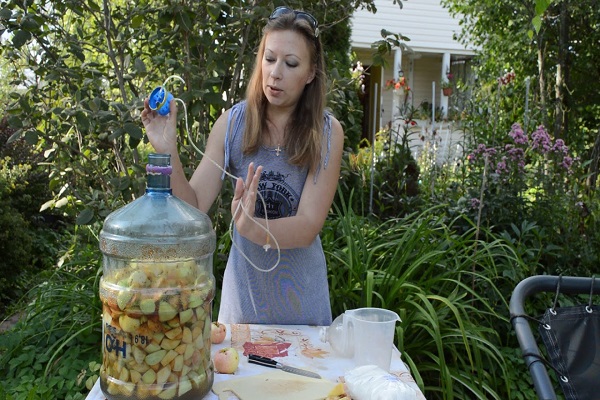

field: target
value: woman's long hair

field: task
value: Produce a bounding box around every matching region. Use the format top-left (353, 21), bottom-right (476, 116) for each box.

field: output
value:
top-left (244, 11), bottom-right (326, 172)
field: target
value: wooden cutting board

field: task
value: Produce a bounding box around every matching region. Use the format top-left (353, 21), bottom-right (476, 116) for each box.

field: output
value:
top-left (212, 370), bottom-right (337, 400)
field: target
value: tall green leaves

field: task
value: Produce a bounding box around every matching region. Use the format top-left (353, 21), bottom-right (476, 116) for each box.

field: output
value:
top-left (324, 192), bottom-right (518, 398)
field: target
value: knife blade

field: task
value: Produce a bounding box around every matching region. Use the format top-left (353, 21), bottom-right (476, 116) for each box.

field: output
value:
top-left (248, 354), bottom-right (322, 379)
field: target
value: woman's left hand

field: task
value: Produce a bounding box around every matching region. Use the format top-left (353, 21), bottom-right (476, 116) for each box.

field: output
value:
top-left (231, 162), bottom-right (263, 235)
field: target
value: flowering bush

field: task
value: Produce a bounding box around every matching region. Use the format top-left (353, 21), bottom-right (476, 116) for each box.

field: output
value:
top-left (497, 70), bottom-right (516, 86)
top-left (467, 123), bottom-right (574, 178)
top-left (457, 123), bottom-right (577, 232)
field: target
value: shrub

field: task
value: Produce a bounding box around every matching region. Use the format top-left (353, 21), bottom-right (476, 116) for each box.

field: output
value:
top-left (0, 234), bottom-right (101, 400)
top-left (429, 122), bottom-right (600, 276)
top-left (453, 123), bottom-right (575, 230)
top-left (0, 118), bottom-right (67, 315)
top-left (0, 160), bottom-right (35, 311)
top-left (338, 124), bottom-right (421, 219)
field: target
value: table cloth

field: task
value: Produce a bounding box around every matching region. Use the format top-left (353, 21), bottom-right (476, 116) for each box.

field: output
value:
top-left (86, 323), bottom-right (425, 399)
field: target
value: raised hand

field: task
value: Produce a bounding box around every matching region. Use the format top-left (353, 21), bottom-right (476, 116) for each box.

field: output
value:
top-left (231, 162), bottom-right (264, 234)
top-left (141, 97), bottom-right (178, 154)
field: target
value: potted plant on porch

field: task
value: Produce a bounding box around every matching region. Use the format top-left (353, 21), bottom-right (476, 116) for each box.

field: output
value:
top-left (385, 76), bottom-right (411, 96)
top-left (442, 71), bottom-right (454, 96)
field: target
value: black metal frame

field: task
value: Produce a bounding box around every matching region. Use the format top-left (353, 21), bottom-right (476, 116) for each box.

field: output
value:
top-left (509, 275), bottom-right (600, 400)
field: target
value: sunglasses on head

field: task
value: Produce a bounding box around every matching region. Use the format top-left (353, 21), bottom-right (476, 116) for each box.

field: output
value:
top-left (269, 6), bottom-right (320, 38)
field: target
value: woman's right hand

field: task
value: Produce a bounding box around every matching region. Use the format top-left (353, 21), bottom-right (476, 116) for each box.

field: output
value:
top-left (232, 162), bottom-right (264, 240)
top-left (141, 96), bottom-right (178, 154)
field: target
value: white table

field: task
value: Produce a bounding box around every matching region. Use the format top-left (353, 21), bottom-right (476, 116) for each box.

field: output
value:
top-left (86, 323), bottom-right (425, 399)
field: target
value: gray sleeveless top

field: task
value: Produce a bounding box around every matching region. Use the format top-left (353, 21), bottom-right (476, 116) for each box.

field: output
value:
top-left (217, 101), bottom-right (333, 326)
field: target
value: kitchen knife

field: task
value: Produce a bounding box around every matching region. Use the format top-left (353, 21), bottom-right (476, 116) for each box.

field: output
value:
top-left (247, 354), bottom-right (322, 379)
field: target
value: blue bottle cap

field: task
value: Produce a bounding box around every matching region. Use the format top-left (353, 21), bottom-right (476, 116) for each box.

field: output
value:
top-left (148, 86), bottom-right (173, 116)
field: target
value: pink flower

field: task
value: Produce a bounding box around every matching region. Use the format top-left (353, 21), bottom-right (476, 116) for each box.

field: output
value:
top-left (552, 139), bottom-right (569, 155)
top-left (496, 159), bottom-right (508, 174)
top-left (509, 123), bottom-right (528, 145)
top-left (531, 125), bottom-right (552, 153)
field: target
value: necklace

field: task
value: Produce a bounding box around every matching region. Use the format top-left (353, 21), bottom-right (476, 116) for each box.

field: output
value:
top-left (266, 119), bottom-right (288, 157)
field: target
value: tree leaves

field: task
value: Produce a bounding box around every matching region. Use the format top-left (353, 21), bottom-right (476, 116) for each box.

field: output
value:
top-left (123, 122), bottom-right (143, 139)
top-left (444, 0), bottom-right (599, 147)
top-left (530, 0), bottom-right (555, 37)
top-left (11, 30), bottom-right (31, 48)
top-left (0, 8), bottom-right (12, 19)
top-left (133, 57), bottom-right (146, 74)
top-left (371, 29), bottom-right (411, 68)
top-left (76, 208), bottom-right (95, 225)
top-left (206, 2), bottom-right (223, 20)
top-left (0, 0), bottom-right (372, 230)
top-left (535, 0), bottom-right (554, 15)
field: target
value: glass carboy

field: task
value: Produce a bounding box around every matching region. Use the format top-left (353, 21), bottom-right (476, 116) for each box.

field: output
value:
top-left (99, 153), bottom-right (216, 400)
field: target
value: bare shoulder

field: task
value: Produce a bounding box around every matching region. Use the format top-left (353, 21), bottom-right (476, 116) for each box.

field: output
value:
top-left (328, 114), bottom-right (345, 148)
top-left (211, 107), bottom-right (233, 132)
top-left (206, 107), bottom-right (235, 145)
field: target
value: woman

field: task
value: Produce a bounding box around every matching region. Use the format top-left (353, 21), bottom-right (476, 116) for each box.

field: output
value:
top-left (141, 7), bottom-right (344, 326)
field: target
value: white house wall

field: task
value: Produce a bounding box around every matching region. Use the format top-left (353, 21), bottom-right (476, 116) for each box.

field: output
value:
top-left (351, 0), bottom-right (474, 54)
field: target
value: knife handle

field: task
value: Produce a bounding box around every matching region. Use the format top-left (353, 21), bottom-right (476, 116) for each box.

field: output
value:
top-left (248, 354), bottom-right (278, 368)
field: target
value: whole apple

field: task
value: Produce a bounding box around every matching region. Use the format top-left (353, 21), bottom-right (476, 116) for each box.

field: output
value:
top-left (211, 321), bottom-right (227, 344)
top-left (214, 347), bottom-right (239, 374)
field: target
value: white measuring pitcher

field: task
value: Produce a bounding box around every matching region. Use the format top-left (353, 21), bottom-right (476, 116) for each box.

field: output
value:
top-left (344, 307), bottom-right (401, 372)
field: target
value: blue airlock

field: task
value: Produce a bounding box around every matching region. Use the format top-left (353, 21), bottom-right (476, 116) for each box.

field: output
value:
top-left (148, 86), bottom-right (173, 116)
